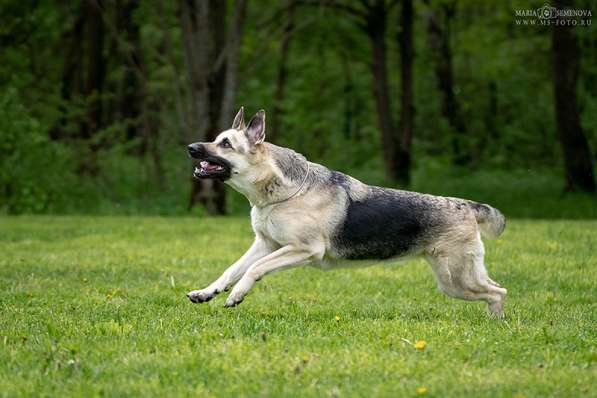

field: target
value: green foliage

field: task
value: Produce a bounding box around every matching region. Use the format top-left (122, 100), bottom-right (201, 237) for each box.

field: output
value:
top-left (0, 89), bottom-right (77, 213)
top-left (0, 216), bottom-right (595, 396)
top-left (410, 162), bottom-right (597, 219)
top-left (0, 1), bottom-right (595, 216)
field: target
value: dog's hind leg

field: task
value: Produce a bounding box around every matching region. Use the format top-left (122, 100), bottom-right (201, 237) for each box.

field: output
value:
top-left (187, 238), bottom-right (274, 303)
top-left (426, 234), bottom-right (507, 317)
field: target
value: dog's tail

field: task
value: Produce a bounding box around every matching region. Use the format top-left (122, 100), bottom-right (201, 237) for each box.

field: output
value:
top-left (469, 201), bottom-right (506, 239)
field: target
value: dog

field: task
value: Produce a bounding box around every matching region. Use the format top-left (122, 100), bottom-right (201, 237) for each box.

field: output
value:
top-left (187, 107), bottom-right (508, 316)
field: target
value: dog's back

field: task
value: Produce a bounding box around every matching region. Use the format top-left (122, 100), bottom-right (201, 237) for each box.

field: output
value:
top-left (327, 170), bottom-right (505, 261)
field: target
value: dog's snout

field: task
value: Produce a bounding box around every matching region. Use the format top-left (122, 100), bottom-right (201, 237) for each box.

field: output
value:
top-left (188, 143), bottom-right (206, 158)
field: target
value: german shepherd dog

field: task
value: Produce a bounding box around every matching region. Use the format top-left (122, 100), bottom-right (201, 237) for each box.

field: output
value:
top-left (187, 107), bottom-right (508, 316)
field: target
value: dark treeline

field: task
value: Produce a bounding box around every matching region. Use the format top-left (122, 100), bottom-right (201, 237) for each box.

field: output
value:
top-left (0, 0), bottom-right (595, 215)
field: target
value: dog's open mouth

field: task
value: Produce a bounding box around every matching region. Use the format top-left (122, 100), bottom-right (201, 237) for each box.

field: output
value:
top-left (193, 158), bottom-right (232, 180)
top-left (198, 161), bottom-right (224, 173)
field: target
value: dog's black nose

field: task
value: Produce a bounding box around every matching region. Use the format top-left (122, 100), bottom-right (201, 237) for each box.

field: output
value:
top-left (188, 143), bottom-right (205, 158)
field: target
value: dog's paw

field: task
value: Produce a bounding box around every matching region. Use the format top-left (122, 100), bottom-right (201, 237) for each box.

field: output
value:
top-left (488, 301), bottom-right (505, 319)
top-left (224, 276), bottom-right (254, 307)
top-left (187, 289), bottom-right (217, 303)
top-left (224, 291), bottom-right (245, 308)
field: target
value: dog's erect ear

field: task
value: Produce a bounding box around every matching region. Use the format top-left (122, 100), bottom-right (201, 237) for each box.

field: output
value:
top-left (245, 110), bottom-right (265, 146)
top-left (231, 106), bottom-right (246, 130)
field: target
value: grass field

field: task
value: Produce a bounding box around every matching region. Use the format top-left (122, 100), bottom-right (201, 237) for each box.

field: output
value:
top-left (0, 216), bottom-right (595, 397)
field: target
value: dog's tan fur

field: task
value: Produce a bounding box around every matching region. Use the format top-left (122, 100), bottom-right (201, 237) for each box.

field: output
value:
top-left (187, 108), bottom-right (507, 316)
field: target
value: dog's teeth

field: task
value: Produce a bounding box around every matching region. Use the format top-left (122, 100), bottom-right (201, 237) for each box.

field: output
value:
top-left (194, 167), bottom-right (200, 173)
top-left (216, 166), bottom-right (223, 171)
top-left (200, 161), bottom-right (208, 168)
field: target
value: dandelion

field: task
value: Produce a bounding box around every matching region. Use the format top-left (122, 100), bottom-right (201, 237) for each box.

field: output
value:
top-left (416, 386), bottom-right (428, 394)
top-left (335, 315), bottom-right (341, 322)
top-left (414, 340), bottom-right (427, 350)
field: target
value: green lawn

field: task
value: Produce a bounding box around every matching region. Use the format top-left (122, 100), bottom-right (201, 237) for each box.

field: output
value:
top-left (0, 216), bottom-right (595, 397)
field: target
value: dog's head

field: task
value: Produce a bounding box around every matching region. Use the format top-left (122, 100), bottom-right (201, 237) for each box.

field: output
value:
top-left (187, 107), bottom-right (266, 181)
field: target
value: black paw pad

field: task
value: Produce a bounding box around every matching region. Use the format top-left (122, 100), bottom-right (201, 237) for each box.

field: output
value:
top-left (187, 292), bottom-right (214, 303)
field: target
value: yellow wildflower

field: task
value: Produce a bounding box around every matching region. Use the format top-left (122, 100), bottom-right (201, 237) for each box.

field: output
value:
top-left (416, 386), bottom-right (428, 394)
top-left (414, 340), bottom-right (427, 350)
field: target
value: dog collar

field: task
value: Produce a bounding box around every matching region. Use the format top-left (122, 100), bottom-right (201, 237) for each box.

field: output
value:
top-left (262, 163), bottom-right (310, 207)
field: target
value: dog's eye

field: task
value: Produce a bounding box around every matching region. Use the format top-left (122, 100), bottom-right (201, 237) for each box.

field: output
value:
top-left (219, 138), bottom-right (233, 149)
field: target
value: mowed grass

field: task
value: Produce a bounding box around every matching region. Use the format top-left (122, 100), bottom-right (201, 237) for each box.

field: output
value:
top-left (0, 216), bottom-right (595, 397)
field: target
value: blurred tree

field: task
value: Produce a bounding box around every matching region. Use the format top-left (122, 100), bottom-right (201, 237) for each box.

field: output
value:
top-left (552, 0), bottom-right (595, 192)
top-left (364, 0), bottom-right (400, 183)
top-left (116, 0), bottom-right (141, 143)
top-left (308, 0), bottom-right (403, 183)
top-left (424, 0), bottom-right (470, 167)
top-left (49, 4), bottom-right (85, 141)
top-left (179, 0), bottom-right (248, 214)
top-left (270, 0), bottom-right (296, 143)
top-left (79, 0), bottom-right (106, 176)
top-left (49, 1), bottom-right (107, 175)
top-left (397, 0), bottom-right (414, 185)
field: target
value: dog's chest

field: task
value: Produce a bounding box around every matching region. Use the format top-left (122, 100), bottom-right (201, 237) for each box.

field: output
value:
top-left (250, 206), bottom-right (288, 244)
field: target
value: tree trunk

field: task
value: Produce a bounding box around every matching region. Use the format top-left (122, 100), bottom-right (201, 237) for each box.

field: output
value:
top-left (79, 0), bottom-right (106, 175)
top-left (157, 1), bottom-right (190, 144)
top-left (180, 0), bottom-right (210, 141)
top-left (116, 0), bottom-right (141, 144)
top-left (207, 0), bottom-right (227, 139)
top-left (552, 0), bottom-right (595, 192)
top-left (219, 0), bottom-right (248, 131)
top-left (473, 80), bottom-right (497, 167)
top-left (180, 0), bottom-right (213, 213)
top-left (141, 94), bottom-right (166, 190)
top-left (270, 1), bottom-right (295, 143)
top-left (310, 0), bottom-right (400, 183)
top-left (425, 2), bottom-right (470, 166)
top-left (204, 0), bottom-right (228, 215)
top-left (366, 1), bottom-right (398, 183)
top-left (341, 52), bottom-right (355, 140)
top-left (397, 0), bottom-right (414, 185)
top-left (180, 0), bottom-right (248, 214)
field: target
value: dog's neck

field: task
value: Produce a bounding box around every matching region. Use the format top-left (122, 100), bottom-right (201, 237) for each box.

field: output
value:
top-left (226, 158), bottom-right (306, 207)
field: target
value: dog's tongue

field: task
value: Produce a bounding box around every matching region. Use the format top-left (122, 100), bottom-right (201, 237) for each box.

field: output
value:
top-left (201, 161), bottom-right (220, 172)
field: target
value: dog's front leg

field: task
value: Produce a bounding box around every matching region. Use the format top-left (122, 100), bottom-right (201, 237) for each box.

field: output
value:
top-left (225, 244), bottom-right (320, 307)
top-left (187, 238), bottom-right (273, 303)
